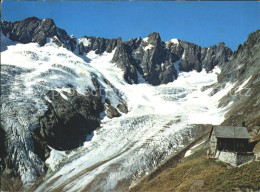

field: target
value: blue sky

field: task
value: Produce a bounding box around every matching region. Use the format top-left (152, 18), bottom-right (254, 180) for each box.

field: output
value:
top-left (2, 1), bottom-right (259, 50)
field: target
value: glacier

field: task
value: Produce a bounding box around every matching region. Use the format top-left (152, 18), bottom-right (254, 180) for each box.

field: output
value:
top-left (1, 34), bottom-right (234, 191)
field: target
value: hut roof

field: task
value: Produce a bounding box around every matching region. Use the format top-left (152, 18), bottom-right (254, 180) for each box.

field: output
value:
top-left (213, 126), bottom-right (251, 139)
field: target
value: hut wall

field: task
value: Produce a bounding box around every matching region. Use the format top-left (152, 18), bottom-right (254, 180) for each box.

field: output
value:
top-left (217, 138), bottom-right (248, 152)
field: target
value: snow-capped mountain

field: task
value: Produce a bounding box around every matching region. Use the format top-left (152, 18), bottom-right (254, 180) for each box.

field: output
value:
top-left (1, 17), bottom-right (259, 191)
top-left (1, 17), bottom-right (233, 85)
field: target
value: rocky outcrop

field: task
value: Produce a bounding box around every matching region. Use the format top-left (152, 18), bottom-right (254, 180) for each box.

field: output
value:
top-left (168, 40), bottom-right (202, 72)
top-left (1, 17), bottom-right (76, 51)
top-left (218, 30), bottom-right (260, 84)
top-left (105, 99), bottom-right (121, 119)
top-left (135, 32), bottom-right (177, 85)
top-left (78, 36), bottom-right (118, 55)
top-left (37, 88), bottom-right (104, 151)
top-left (202, 42), bottom-right (233, 72)
top-left (167, 40), bottom-right (233, 73)
top-left (1, 17), bottom-right (118, 55)
top-left (106, 104), bottom-right (120, 119)
top-left (117, 103), bottom-right (128, 114)
top-left (111, 38), bottom-right (138, 84)
top-left (112, 32), bottom-right (178, 85)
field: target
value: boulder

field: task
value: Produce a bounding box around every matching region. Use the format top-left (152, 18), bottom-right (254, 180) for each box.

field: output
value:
top-left (117, 103), bottom-right (128, 114)
top-left (106, 104), bottom-right (120, 119)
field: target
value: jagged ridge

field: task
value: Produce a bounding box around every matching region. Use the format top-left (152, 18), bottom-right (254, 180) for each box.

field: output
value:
top-left (1, 17), bottom-right (233, 85)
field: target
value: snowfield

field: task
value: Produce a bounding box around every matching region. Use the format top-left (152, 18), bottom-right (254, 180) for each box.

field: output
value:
top-left (1, 35), bottom-right (234, 191)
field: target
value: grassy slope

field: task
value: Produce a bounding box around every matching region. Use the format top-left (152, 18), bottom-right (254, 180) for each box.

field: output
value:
top-left (0, 176), bottom-right (23, 191)
top-left (131, 144), bottom-right (260, 192)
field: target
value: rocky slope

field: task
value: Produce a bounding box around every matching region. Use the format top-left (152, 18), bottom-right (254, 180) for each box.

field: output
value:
top-left (212, 30), bottom-right (260, 134)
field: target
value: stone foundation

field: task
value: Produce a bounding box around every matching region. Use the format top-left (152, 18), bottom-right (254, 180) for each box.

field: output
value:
top-left (217, 151), bottom-right (255, 166)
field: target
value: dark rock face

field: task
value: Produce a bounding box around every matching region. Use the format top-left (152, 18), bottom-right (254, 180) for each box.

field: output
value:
top-left (111, 33), bottom-right (178, 85)
top-left (111, 38), bottom-right (138, 84)
top-left (78, 36), bottom-right (118, 55)
top-left (202, 42), bottom-right (233, 72)
top-left (1, 17), bottom-right (75, 50)
top-left (37, 88), bottom-right (104, 150)
top-left (0, 126), bottom-right (7, 170)
top-left (31, 129), bottom-right (50, 163)
top-left (138, 32), bottom-right (177, 85)
top-left (167, 40), bottom-right (233, 73)
top-left (111, 32), bottom-right (232, 85)
top-left (218, 30), bottom-right (260, 85)
top-left (175, 41), bottom-right (202, 72)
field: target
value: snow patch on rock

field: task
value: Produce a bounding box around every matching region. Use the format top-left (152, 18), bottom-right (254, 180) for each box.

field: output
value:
top-left (79, 37), bottom-right (91, 47)
top-left (168, 38), bottom-right (179, 45)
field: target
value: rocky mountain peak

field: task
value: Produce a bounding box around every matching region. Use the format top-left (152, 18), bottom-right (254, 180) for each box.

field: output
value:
top-left (124, 37), bottom-right (142, 51)
top-left (218, 29), bottom-right (260, 84)
top-left (146, 32), bottom-right (161, 45)
top-left (218, 41), bottom-right (225, 46)
top-left (233, 29), bottom-right (260, 59)
top-left (201, 41), bottom-right (233, 72)
top-left (41, 17), bottom-right (55, 26)
top-left (111, 37), bottom-right (138, 84)
top-left (14, 16), bottom-right (41, 25)
top-left (1, 17), bottom-right (73, 49)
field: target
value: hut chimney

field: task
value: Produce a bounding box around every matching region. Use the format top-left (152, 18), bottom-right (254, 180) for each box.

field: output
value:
top-left (242, 121), bottom-right (246, 127)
